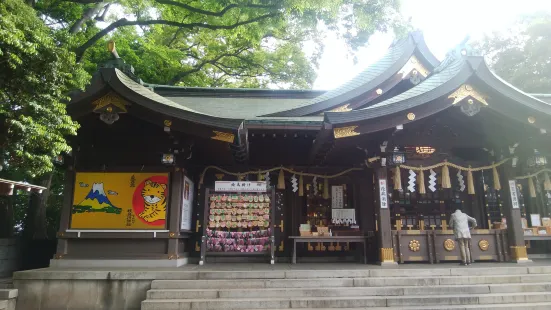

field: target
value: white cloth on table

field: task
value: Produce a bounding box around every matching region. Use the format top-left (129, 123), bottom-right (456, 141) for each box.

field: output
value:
top-left (449, 210), bottom-right (477, 240)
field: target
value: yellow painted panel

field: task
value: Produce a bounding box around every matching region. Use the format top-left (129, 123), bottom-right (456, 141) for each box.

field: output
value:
top-left (70, 172), bottom-right (169, 229)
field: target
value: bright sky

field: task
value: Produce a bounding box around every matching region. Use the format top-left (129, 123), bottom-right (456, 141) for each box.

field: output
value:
top-left (312, 0), bottom-right (551, 90)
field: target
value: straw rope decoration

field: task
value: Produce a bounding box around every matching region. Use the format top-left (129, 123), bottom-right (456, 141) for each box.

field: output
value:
top-left (515, 168), bottom-right (551, 180)
top-left (397, 158), bottom-right (511, 195)
top-left (198, 166), bottom-right (363, 189)
top-left (513, 169), bottom-right (551, 198)
top-left (199, 158), bottom-right (512, 196)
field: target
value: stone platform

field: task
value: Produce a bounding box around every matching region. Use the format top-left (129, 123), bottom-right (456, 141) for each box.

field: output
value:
top-left (12, 261), bottom-right (551, 310)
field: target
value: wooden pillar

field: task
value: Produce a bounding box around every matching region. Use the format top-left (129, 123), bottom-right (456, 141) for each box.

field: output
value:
top-left (500, 164), bottom-right (530, 263)
top-left (376, 167), bottom-right (396, 265)
top-left (167, 168), bottom-right (184, 259)
top-left (55, 166), bottom-right (75, 258)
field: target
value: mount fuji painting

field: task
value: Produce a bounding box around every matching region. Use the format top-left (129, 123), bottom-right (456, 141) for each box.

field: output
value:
top-left (72, 183), bottom-right (122, 214)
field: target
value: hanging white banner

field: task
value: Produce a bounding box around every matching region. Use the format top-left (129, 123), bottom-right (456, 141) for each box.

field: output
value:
top-left (331, 186), bottom-right (344, 209)
top-left (379, 179), bottom-right (388, 209)
top-left (181, 176), bottom-right (194, 231)
top-left (508, 180), bottom-right (519, 209)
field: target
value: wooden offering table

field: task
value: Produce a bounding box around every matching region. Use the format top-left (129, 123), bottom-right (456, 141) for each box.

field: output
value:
top-left (391, 229), bottom-right (508, 263)
top-left (289, 236), bottom-right (368, 264)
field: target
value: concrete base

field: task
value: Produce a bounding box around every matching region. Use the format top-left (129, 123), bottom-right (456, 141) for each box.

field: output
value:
top-left (0, 289), bottom-right (17, 310)
top-left (0, 239), bottom-right (19, 278)
top-left (378, 261), bottom-right (398, 266)
top-left (529, 254), bottom-right (551, 259)
top-left (511, 259), bottom-right (534, 264)
top-left (50, 257), bottom-right (189, 268)
top-left (14, 262), bottom-right (551, 310)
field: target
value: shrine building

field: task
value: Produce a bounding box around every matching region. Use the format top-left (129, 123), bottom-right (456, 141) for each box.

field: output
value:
top-left (53, 31), bottom-right (551, 267)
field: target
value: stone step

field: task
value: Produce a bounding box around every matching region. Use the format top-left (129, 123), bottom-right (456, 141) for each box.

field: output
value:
top-left (151, 278), bottom-right (355, 289)
top-left (189, 266), bottom-right (551, 280)
top-left (244, 303), bottom-right (551, 310)
top-left (141, 292), bottom-right (551, 310)
top-left (151, 274), bottom-right (551, 289)
top-left (0, 290), bottom-right (16, 301)
top-left (146, 283), bottom-right (551, 299)
top-left (0, 300), bottom-right (6, 310)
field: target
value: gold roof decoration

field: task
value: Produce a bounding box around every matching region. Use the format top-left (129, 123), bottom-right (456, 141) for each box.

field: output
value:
top-left (328, 104), bottom-right (352, 112)
top-left (400, 55), bottom-right (430, 78)
top-left (448, 84), bottom-right (488, 106)
top-left (92, 91), bottom-right (129, 113)
top-left (333, 126), bottom-right (360, 139)
top-left (211, 131), bottom-right (235, 143)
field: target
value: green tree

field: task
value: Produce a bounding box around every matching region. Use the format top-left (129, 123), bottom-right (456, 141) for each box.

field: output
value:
top-left (477, 13), bottom-right (551, 93)
top-left (0, 0), bottom-right (88, 178)
top-left (33, 0), bottom-right (407, 87)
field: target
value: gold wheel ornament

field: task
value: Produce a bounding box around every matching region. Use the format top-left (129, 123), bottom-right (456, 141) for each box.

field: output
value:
top-left (479, 239), bottom-right (490, 251)
top-left (409, 240), bottom-right (421, 252)
top-left (443, 239), bottom-right (456, 251)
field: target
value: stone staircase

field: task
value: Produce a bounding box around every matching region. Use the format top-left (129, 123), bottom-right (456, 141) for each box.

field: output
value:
top-left (141, 266), bottom-right (551, 310)
top-left (0, 290), bottom-right (16, 310)
top-left (0, 278), bottom-right (16, 310)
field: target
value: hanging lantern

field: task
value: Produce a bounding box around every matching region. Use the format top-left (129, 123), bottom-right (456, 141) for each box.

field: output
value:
top-left (388, 147), bottom-right (406, 166)
top-left (527, 149), bottom-right (547, 167)
top-left (161, 153), bottom-right (175, 165)
top-left (53, 155), bottom-right (64, 165)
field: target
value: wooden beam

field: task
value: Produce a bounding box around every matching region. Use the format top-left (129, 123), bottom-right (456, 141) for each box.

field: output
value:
top-left (307, 123), bottom-right (334, 165)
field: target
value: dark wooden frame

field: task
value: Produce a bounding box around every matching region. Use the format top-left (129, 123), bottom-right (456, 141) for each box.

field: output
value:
top-left (199, 187), bottom-right (276, 265)
top-left (289, 236), bottom-right (369, 264)
top-left (55, 167), bottom-right (192, 260)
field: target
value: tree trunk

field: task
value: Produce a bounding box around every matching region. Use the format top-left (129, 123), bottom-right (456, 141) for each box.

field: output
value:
top-left (0, 196), bottom-right (13, 238)
top-left (69, 2), bottom-right (106, 34)
top-left (25, 173), bottom-right (53, 240)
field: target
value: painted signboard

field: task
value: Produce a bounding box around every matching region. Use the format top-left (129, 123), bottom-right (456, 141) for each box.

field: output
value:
top-left (70, 172), bottom-right (169, 229)
top-left (181, 176), bottom-right (194, 231)
top-left (214, 181), bottom-right (267, 192)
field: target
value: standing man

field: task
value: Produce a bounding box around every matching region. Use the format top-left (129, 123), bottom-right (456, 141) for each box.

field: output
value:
top-left (449, 209), bottom-right (477, 266)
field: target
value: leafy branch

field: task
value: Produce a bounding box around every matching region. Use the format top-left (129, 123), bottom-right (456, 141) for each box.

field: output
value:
top-left (75, 13), bottom-right (279, 61)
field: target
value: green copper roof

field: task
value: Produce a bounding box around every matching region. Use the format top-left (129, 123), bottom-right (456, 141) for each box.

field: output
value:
top-left (165, 96), bottom-right (313, 119)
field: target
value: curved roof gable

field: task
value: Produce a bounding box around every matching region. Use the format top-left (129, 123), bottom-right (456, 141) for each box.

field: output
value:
top-left (69, 68), bottom-right (244, 130)
top-left (325, 46), bottom-right (551, 133)
top-left (267, 31), bottom-right (439, 117)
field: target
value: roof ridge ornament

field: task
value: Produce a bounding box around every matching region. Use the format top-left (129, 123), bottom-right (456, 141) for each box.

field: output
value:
top-left (433, 35), bottom-right (476, 73)
top-left (101, 41), bottom-right (142, 84)
top-left (107, 40), bottom-right (120, 59)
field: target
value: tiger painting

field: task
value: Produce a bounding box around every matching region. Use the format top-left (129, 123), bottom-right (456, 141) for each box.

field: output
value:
top-left (139, 180), bottom-right (167, 223)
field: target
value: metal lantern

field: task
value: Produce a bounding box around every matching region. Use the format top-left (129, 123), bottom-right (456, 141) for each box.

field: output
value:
top-left (527, 149), bottom-right (547, 167)
top-left (53, 155), bottom-right (64, 165)
top-left (161, 153), bottom-right (175, 165)
top-left (388, 147), bottom-right (406, 165)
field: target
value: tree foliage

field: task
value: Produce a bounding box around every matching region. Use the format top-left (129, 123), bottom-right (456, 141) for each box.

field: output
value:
top-left (34, 0), bottom-right (407, 87)
top-left (477, 13), bottom-right (551, 93)
top-left (0, 0), bottom-right (88, 177)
